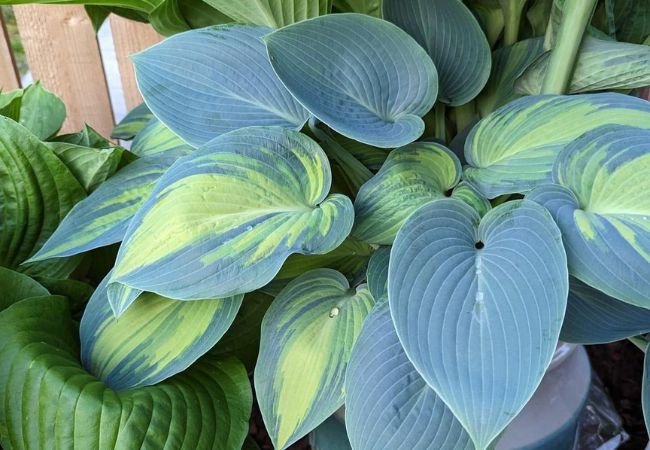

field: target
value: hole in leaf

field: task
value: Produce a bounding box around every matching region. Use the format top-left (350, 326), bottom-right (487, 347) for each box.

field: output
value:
top-left (475, 241), bottom-right (485, 250)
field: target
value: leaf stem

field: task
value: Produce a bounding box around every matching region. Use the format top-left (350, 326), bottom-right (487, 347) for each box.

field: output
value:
top-left (501, 0), bottom-right (526, 46)
top-left (453, 101), bottom-right (476, 134)
top-left (541, 0), bottom-right (597, 94)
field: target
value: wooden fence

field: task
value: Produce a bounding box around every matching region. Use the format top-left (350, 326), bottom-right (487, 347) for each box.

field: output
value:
top-left (0, 5), bottom-right (161, 137)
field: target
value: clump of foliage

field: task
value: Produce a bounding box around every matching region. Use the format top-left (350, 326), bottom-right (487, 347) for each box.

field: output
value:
top-left (1, 1), bottom-right (650, 450)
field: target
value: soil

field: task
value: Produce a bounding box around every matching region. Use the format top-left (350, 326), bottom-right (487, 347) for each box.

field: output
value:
top-left (249, 340), bottom-right (648, 450)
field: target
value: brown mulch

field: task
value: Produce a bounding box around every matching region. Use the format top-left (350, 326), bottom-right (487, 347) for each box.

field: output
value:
top-left (249, 341), bottom-right (648, 450)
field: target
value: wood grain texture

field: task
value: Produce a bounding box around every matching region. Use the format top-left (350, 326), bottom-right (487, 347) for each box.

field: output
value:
top-left (0, 12), bottom-right (20, 90)
top-left (110, 15), bottom-right (161, 111)
top-left (13, 5), bottom-right (114, 135)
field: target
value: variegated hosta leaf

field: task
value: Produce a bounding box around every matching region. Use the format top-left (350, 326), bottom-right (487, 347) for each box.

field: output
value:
top-left (0, 116), bottom-right (86, 278)
top-left (383, 0), bottom-right (491, 106)
top-left (390, 199), bottom-right (568, 450)
top-left (133, 25), bottom-right (310, 148)
top-left (255, 269), bottom-right (374, 449)
top-left (346, 303), bottom-right (474, 450)
top-left (203, 0), bottom-right (330, 27)
top-left (47, 142), bottom-right (124, 192)
top-left (644, 343), bottom-right (650, 440)
top-left (353, 142), bottom-right (461, 245)
top-left (561, 277), bottom-right (650, 344)
top-left (262, 237), bottom-right (373, 296)
top-left (80, 273), bottom-right (243, 390)
top-left (110, 127), bottom-right (354, 301)
top-left (366, 246), bottom-right (390, 302)
top-left (0, 267), bottom-right (49, 311)
top-left (0, 296), bottom-right (252, 450)
top-left (29, 157), bottom-right (173, 262)
top-left (516, 37), bottom-right (650, 95)
top-left (309, 414), bottom-right (351, 450)
top-left (464, 93), bottom-right (650, 197)
top-left (112, 102), bottom-right (153, 140)
top-left (451, 181), bottom-right (492, 217)
top-left (265, 13), bottom-right (438, 148)
top-left (333, 0), bottom-right (381, 16)
top-left (477, 37), bottom-right (545, 117)
top-left (528, 125), bottom-right (650, 308)
top-left (131, 118), bottom-right (194, 159)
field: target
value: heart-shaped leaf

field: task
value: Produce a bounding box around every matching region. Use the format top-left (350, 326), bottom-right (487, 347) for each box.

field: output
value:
top-left (389, 198), bottom-right (568, 449)
top-left (516, 37), bottom-right (650, 95)
top-left (80, 273), bottom-right (243, 390)
top-left (0, 116), bottom-right (86, 278)
top-left (265, 13), bottom-right (438, 148)
top-left (465, 93), bottom-right (650, 197)
top-left (383, 0), bottom-right (491, 106)
top-left (353, 142), bottom-right (460, 244)
top-left (561, 277), bottom-right (650, 344)
top-left (133, 25), bottom-right (310, 147)
top-left (346, 302), bottom-right (474, 450)
top-left (203, 0), bottom-right (330, 27)
top-left (528, 125), bottom-right (650, 308)
top-left (0, 296), bottom-right (252, 450)
top-left (29, 157), bottom-right (174, 262)
top-left (255, 269), bottom-right (374, 449)
top-left (110, 127), bottom-right (354, 302)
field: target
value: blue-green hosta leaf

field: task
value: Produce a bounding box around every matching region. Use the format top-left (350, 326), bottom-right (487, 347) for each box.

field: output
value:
top-left (389, 199), bottom-right (568, 450)
top-left (528, 125), bottom-right (650, 308)
top-left (464, 93), bottom-right (650, 197)
top-left (262, 237), bottom-right (373, 296)
top-left (477, 37), bottom-right (545, 117)
top-left (111, 102), bottom-right (153, 140)
top-left (131, 118), bottom-right (194, 159)
top-left (561, 277), bottom-right (650, 344)
top-left (333, 0), bottom-right (380, 16)
top-left (0, 117), bottom-right (86, 278)
top-left (111, 127), bottom-right (354, 302)
top-left (353, 142), bottom-right (461, 244)
top-left (0, 267), bottom-right (48, 311)
top-left (0, 296), bottom-right (252, 450)
top-left (516, 37), bottom-right (650, 95)
top-left (265, 13), bottom-right (438, 148)
top-left (47, 142), bottom-right (124, 192)
top-left (309, 414), bottom-right (351, 450)
top-left (452, 181), bottom-right (492, 217)
top-left (346, 303), bottom-right (474, 450)
top-left (383, 0), bottom-right (491, 106)
top-left (80, 273), bottom-right (243, 390)
top-left (133, 25), bottom-right (310, 148)
top-left (203, 0), bottom-right (330, 27)
top-left (0, 81), bottom-right (67, 140)
top-left (255, 269), bottom-right (374, 449)
top-left (29, 157), bottom-right (173, 262)
top-left (367, 246), bottom-right (389, 302)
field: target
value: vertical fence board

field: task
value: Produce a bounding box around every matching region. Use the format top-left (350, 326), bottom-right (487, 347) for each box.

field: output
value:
top-left (110, 15), bottom-right (161, 111)
top-left (13, 5), bottom-right (114, 136)
top-left (0, 12), bottom-right (20, 90)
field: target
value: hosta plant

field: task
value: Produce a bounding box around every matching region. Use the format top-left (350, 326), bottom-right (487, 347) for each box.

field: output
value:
top-left (1, 0), bottom-right (650, 449)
